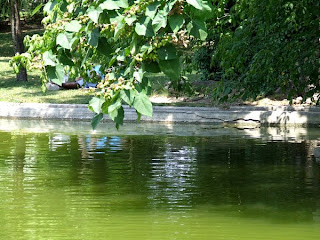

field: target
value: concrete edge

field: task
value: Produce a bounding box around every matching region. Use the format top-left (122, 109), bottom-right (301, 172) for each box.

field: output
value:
top-left (1, 102), bottom-right (320, 126)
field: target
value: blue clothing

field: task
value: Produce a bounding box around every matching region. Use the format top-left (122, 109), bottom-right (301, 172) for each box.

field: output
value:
top-left (84, 65), bottom-right (104, 88)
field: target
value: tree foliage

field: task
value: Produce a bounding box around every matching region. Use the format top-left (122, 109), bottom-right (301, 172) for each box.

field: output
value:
top-left (10, 0), bottom-right (319, 128)
top-left (0, 0), bottom-right (47, 22)
top-left (12, 0), bottom-right (213, 128)
top-left (196, 0), bottom-right (319, 102)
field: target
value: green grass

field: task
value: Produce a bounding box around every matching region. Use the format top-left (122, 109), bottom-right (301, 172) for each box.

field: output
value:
top-left (0, 55), bottom-right (94, 104)
top-left (0, 28), bottom-right (95, 104)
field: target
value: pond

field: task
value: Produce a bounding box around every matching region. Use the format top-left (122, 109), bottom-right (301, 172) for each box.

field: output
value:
top-left (0, 120), bottom-right (320, 239)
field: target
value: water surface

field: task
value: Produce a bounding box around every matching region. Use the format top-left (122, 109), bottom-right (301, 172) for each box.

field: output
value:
top-left (0, 123), bottom-right (320, 239)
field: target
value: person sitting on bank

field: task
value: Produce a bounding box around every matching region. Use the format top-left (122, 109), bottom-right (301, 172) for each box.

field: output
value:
top-left (62, 65), bottom-right (104, 89)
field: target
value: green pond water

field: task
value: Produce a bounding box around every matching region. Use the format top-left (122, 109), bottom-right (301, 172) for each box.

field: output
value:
top-left (0, 121), bottom-right (320, 239)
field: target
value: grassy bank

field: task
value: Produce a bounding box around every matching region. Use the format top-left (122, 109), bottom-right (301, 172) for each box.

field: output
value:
top-left (0, 29), bottom-right (95, 104)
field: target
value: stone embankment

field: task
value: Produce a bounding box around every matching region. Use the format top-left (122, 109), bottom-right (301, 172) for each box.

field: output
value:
top-left (1, 102), bottom-right (320, 127)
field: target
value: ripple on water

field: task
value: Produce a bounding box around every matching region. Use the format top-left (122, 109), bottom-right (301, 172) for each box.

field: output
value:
top-left (0, 131), bottom-right (320, 239)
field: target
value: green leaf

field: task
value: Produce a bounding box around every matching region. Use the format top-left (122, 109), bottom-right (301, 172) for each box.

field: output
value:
top-left (88, 96), bottom-right (105, 113)
top-left (133, 92), bottom-right (153, 117)
top-left (60, 1), bottom-right (68, 12)
top-left (47, 64), bottom-right (64, 86)
top-left (58, 51), bottom-right (74, 66)
top-left (112, 107), bottom-right (125, 129)
top-left (97, 37), bottom-right (112, 56)
top-left (135, 17), bottom-right (154, 37)
top-left (186, 0), bottom-right (203, 10)
top-left (163, 0), bottom-right (177, 15)
top-left (129, 33), bottom-right (138, 55)
top-left (136, 111), bottom-right (141, 122)
top-left (71, 36), bottom-right (80, 49)
top-left (44, 0), bottom-right (57, 14)
top-left (99, 0), bottom-right (128, 10)
top-left (137, 77), bottom-right (152, 95)
top-left (87, 7), bottom-right (103, 24)
top-left (187, 0), bottom-right (212, 13)
top-left (108, 98), bottom-right (124, 127)
top-left (158, 44), bottom-right (179, 60)
top-left (190, 0), bottom-right (212, 19)
top-left (108, 97), bottom-right (122, 113)
top-left (88, 28), bottom-right (100, 47)
top-left (125, 15), bottom-right (137, 26)
top-left (152, 11), bottom-right (167, 33)
top-left (140, 43), bottom-right (153, 54)
top-left (56, 33), bottom-right (72, 49)
top-left (31, 3), bottom-right (43, 17)
top-left (159, 58), bottom-right (181, 80)
top-left (120, 89), bottom-right (136, 106)
top-left (43, 51), bottom-right (57, 66)
top-left (116, 0), bottom-right (128, 8)
top-left (187, 19), bottom-right (207, 41)
top-left (169, 15), bottom-right (185, 33)
top-left (117, 52), bottom-right (126, 62)
top-left (91, 113), bottom-right (103, 130)
top-left (81, 48), bottom-right (93, 67)
top-left (112, 16), bottom-right (125, 39)
top-left (65, 20), bottom-right (82, 33)
top-left (146, 1), bottom-right (161, 19)
top-left (100, 0), bottom-right (120, 10)
top-left (143, 61), bottom-right (161, 73)
top-left (133, 68), bottom-right (144, 83)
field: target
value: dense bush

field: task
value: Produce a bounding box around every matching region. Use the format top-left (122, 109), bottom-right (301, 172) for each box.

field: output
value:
top-left (194, 0), bottom-right (319, 102)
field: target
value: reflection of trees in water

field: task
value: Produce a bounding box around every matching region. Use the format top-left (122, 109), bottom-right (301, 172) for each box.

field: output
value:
top-left (147, 143), bottom-right (198, 210)
top-left (1, 131), bottom-right (320, 222)
top-left (194, 137), bottom-right (320, 222)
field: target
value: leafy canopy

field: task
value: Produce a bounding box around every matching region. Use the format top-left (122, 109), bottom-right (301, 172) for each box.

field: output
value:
top-left (14, 0), bottom-right (213, 128)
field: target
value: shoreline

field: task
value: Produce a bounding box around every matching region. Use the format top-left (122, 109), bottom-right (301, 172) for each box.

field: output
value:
top-left (1, 101), bottom-right (320, 127)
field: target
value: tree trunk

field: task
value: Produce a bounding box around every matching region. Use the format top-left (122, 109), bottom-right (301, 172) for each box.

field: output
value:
top-left (10, 0), bottom-right (27, 81)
